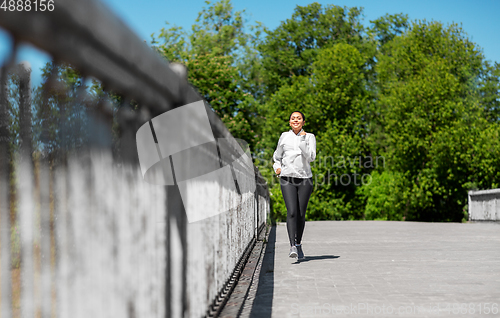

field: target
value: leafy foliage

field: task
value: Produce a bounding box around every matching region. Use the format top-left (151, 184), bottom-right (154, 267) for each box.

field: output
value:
top-left (256, 9), bottom-right (499, 222)
top-left (257, 3), bottom-right (366, 97)
top-left (6, 0), bottom-right (498, 224)
top-left (152, 0), bottom-right (260, 150)
top-left (372, 21), bottom-right (500, 222)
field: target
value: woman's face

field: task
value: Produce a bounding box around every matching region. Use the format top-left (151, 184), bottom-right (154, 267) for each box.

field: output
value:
top-left (289, 112), bottom-right (304, 131)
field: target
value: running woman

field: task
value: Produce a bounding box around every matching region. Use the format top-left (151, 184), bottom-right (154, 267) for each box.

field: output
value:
top-left (273, 111), bottom-right (316, 260)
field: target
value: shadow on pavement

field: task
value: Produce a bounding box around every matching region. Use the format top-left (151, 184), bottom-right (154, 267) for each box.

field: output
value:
top-left (293, 255), bottom-right (340, 264)
top-left (249, 225), bottom-right (276, 318)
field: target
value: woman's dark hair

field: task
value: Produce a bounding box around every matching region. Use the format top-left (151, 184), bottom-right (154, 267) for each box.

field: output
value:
top-left (289, 111), bottom-right (306, 122)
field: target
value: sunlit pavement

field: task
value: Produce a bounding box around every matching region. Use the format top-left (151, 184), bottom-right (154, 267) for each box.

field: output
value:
top-left (248, 221), bottom-right (500, 318)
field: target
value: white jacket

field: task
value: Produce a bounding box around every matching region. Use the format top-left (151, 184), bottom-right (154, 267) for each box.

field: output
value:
top-left (273, 129), bottom-right (316, 178)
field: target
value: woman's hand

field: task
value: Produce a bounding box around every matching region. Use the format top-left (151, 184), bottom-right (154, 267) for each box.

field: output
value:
top-left (300, 131), bottom-right (306, 136)
top-left (276, 168), bottom-right (281, 175)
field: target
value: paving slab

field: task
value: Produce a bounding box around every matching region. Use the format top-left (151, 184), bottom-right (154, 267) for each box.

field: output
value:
top-left (247, 221), bottom-right (500, 318)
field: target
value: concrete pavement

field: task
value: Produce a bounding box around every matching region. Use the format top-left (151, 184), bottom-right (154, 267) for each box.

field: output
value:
top-left (246, 221), bottom-right (500, 318)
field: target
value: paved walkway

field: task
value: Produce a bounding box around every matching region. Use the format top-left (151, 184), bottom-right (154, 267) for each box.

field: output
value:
top-left (247, 221), bottom-right (500, 318)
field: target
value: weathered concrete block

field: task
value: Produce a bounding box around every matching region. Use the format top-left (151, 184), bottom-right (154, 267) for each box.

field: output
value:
top-left (468, 189), bottom-right (500, 221)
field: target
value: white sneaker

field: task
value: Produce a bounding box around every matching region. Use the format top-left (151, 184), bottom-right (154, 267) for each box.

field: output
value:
top-left (296, 245), bottom-right (305, 260)
top-left (289, 246), bottom-right (298, 258)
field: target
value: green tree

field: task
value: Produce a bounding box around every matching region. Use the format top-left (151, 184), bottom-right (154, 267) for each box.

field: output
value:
top-left (259, 43), bottom-right (373, 221)
top-left (372, 20), bottom-right (497, 221)
top-left (257, 3), bottom-right (366, 98)
top-left (152, 0), bottom-right (260, 150)
top-left (369, 13), bottom-right (409, 47)
top-left (357, 170), bottom-right (404, 220)
top-left (32, 62), bottom-right (91, 155)
top-left (150, 2), bottom-right (500, 223)
top-left (30, 62), bottom-right (118, 158)
top-left (478, 61), bottom-right (500, 122)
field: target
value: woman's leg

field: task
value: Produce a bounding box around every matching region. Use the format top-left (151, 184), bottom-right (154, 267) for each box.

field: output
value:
top-left (295, 178), bottom-right (313, 245)
top-left (280, 178), bottom-right (299, 246)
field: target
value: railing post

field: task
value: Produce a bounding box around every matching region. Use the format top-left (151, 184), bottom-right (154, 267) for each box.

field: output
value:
top-left (0, 64), bottom-right (13, 318)
top-left (39, 157), bottom-right (52, 318)
top-left (18, 61), bottom-right (32, 156)
top-left (162, 62), bottom-right (190, 318)
top-left (16, 61), bottom-right (35, 318)
top-left (116, 103), bottom-right (141, 164)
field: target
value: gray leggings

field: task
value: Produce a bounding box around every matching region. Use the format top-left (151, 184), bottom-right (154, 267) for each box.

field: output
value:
top-left (280, 177), bottom-right (313, 246)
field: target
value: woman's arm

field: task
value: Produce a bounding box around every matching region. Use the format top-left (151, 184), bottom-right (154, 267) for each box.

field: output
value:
top-left (298, 133), bottom-right (316, 162)
top-left (273, 133), bottom-right (285, 173)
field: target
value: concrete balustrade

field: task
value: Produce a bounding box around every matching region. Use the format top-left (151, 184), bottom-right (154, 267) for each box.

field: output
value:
top-left (468, 189), bottom-right (500, 221)
top-left (0, 0), bottom-right (271, 315)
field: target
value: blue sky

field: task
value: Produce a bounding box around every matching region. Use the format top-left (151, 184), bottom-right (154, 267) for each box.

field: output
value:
top-left (1, 0), bottom-right (499, 86)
